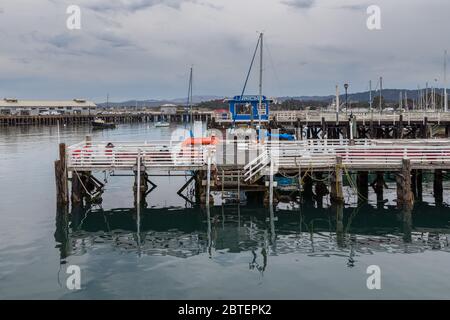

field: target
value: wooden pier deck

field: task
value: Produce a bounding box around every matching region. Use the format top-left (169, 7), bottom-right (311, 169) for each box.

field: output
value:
top-left (55, 137), bottom-right (450, 210)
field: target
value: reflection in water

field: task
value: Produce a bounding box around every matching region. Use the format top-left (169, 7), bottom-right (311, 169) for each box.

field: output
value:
top-left (55, 202), bottom-right (450, 271)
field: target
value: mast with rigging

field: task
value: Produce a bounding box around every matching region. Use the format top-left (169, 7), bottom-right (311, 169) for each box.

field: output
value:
top-left (445, 50), bottom-right (448, 112)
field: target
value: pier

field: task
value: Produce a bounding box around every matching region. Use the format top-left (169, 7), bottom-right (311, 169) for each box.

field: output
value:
top-left (4, 110), bottom-right (450, 142)
top-left (212, 110), bottom-right (450, 139)
top-left (0, 110), bottom-right (214, 126)
top-left (55, 136), bottom-right (450, 211)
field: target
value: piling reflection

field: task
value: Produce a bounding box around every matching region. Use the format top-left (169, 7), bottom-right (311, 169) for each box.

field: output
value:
top-left (55, 202), bottom-right (450, 270)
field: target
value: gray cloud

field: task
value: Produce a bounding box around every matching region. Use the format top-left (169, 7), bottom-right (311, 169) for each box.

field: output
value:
top-left (336, 4), bottom-right (368, 11)
top-left (86, 0), bottom-right (186, 13)
top-left (47, 33), bottom-right (77, 49)
top-left (0, 0), bottom-right (450, 101)
top-left (95, 32), bottom-right (135, 48)
top-left (282, 0), bottom-right (315, 9)
top-left (11, 58), bottom-right (31, 65)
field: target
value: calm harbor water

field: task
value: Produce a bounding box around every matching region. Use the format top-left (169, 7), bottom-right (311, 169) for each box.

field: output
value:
top-left (1, 123), bottom-right (450, 300)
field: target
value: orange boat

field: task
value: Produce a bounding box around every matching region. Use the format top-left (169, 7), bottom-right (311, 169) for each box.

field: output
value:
top-left (181, 135), bottom-right (219, 146)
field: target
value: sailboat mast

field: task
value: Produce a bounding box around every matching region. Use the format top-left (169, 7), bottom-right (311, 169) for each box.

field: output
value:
top-left (258, 32), bottom-right (263, 127)
top-left (405, 91), bottom-right (408, 110)
top-left (188, 67), bottom-right (194, 135)
top-left (379, 77), bottom-right (383, 112)
top-left (335, 84), bottom-right (340, 124)
top-left (445, 50), bottom-right (448, 112)
top-left (417, 85), bottom-right (420, 110)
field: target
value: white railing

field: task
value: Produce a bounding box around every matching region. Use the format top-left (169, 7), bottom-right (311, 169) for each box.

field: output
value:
top-left (67, 139), bottom-right (450, 172)
top-left (243, 149), bottom-right (270, 182)
top-left (67, 140), bottom-right (208, 169)
top-left (272, 144), bottom-right (450, 170)
top-left (271, 110), bottom-right (450, 123)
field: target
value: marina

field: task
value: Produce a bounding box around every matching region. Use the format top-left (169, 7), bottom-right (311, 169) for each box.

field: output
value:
top-left (2, 1), bottom-right (450, 303)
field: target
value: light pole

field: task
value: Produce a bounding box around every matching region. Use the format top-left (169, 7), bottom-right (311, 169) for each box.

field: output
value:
top-left (344, 83), bottom-right (349, 116)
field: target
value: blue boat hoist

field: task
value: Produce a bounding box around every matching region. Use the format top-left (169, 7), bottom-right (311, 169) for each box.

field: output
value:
top-left (227, 95), bottom-right (271, 123)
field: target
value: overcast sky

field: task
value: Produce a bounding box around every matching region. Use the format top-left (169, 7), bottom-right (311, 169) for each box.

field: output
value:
top-left (0, 0), bottom-right (449, 102)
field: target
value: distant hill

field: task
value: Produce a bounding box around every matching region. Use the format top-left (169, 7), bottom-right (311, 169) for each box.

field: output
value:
top-left (96, 89), bottom-right (448, 107)
top-left (279, 88), bottom-right (447, 104)
top-left (97, 96), bottom-right (224, 108)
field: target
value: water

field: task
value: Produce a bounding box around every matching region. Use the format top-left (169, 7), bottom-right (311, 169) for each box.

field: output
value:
top-left (1, 123), bottom-right (450, 300)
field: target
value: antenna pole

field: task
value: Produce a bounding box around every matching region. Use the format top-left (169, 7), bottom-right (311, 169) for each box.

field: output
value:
top-left (258, 32), bottom-right (263, 127)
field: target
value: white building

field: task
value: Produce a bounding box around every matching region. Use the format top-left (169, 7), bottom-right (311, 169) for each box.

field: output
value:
top-left (160, 104), bottom-right (178, 115)
top-left (0, 98), bottom-right (98, 116)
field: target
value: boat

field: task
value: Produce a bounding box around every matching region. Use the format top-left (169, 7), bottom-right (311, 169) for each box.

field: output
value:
top-left (155, 121), bottom-right (170, 127)
top-left (182, 135), bottom-right (219, 146)
top-left (91, 118), bottom-right (116, 129)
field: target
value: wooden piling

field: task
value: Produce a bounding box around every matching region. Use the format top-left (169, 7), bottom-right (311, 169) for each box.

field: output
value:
top-left (133, 155), bottom-right (148, 208)
top-left (357, 171), bottom-right (369, 202)
top-left (71, 170), bottom-right (83, 205)
top-left (403, 206), bottom-right (413, 243)
top-left (302, 172), bottom-right (314, 204)
top-left (411, 169), bottom-right (417, 196)
top-left (321, 117), bottom-right (326, 139)
top-left (434, 169), bottom-right (443, 205)
top-left (54, 203), bottom-right (70, 259)
top-left (398, 114), bottom-right (404, 139)
top-left (335, 203), bottom-right (345, 248)
top-left (372, 171), bottom-right (385, 205)
top-left (55, 143), bottom-right (69, 207)
top-left (416, 169), bottom-right (423, 201)
top-left (423, 117), bottom-right (429, 138)
top-left (314, 172), bottom-right (328, 208)
top-left (396, 158), bottom-right (414, 209)
top-left (411, 169), bottom-right (423, 202)
top-left (330, 156), bottom-right (344, 204)
top-left (194, 171), bottom-right (202, 204)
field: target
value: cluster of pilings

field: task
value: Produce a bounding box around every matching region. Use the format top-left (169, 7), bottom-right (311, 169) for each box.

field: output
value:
top-left (55, 140), bottom-right (159, 216)
top-left (55, 141), bottom-right (104, 214)
top-left (192, 156), bottom-right (447, 210)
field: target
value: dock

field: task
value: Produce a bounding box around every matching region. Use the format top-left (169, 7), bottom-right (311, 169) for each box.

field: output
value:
top-left (0, 110), bottom-right (214, 126)
top-left (55, 136), bottom-right (450, 212)
top-left (4, 110), bottom-right (450, 141)
top-left (212, 110), bottom-right (450, 139)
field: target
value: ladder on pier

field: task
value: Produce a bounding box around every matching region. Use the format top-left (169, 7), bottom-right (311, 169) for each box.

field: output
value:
top-left (243, 149), bottom-right (271, 183)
